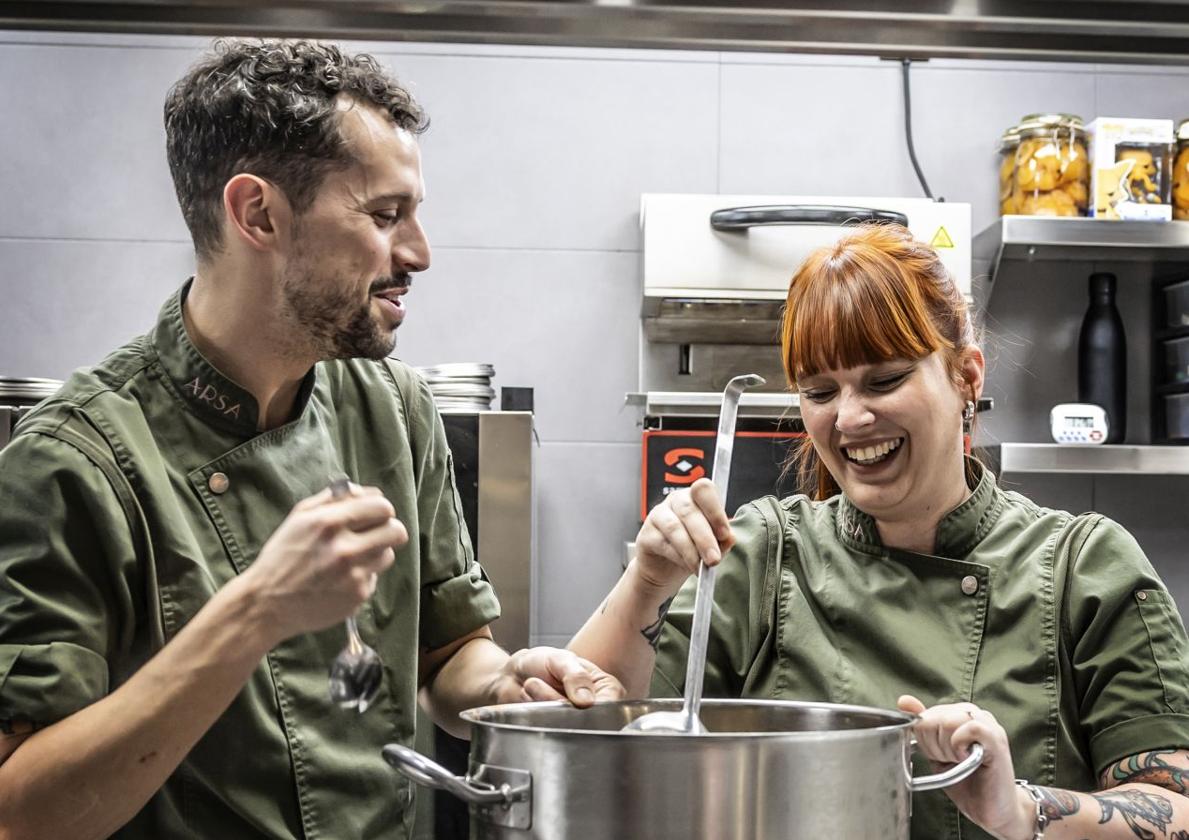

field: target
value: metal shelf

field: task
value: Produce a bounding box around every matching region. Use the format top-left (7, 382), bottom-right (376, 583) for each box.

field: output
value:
top-left (14, 3), bottom-right (1189, 65)
top-left (626, 391), bottom-right (800, 419)
top-left (974, 217), bottom-right (1189, 302)
top-left (625, 393), bottom-right (993, 420)
top-left (998, 443), bottom-right (1189, 475)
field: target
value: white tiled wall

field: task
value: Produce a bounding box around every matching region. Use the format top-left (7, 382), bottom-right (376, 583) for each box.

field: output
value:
top-left (0, 30), bottom-right (1186, 638)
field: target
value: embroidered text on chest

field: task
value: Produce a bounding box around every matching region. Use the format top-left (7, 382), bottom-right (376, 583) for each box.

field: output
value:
top-left (184, 377), bottom-right (242, 419)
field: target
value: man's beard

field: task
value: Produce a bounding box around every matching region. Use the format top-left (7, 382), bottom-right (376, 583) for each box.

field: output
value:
top-left (280, 268), bottom-right (398, 361)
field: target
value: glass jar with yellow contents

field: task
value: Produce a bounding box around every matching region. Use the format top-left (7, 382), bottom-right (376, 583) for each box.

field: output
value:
top-left (1012, 113), bottom-right (1089, 216)
top-left (1173, 119), bottom-right (1189, 220)
top-left (998, 125), bottom-right (1021, 214)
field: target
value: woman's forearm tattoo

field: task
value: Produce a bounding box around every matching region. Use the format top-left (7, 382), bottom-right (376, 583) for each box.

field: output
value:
top-left (1102, 750), bottom-right (1189, 796)
top-left (1037, 787), bottom-right (1081, 821)
top-left (640, 596), bottom-right (675, 650)
top-left (1092, 788), bottom-right (1174, 839)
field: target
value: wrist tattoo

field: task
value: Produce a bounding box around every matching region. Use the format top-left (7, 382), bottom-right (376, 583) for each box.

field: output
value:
top-left (1036, 787), bottom-right (1080, 821)
top-left (640, 596), bottom-right (675, 650)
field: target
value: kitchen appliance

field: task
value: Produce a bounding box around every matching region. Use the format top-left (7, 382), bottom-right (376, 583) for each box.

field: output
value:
top-left (631, 194), bottom-right (974, 512)
top-left (0, 377), bottom-right (62, 451)
top-left (1050, 403), bottom-right (1109, 444)
top-left (418, 408), bottom-right (536, 840)
top-left (385, 698), bottom-right (982, 840)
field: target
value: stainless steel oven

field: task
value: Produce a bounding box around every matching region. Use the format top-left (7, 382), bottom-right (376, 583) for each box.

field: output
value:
top-left (629, 194), bottom-right (977, 522)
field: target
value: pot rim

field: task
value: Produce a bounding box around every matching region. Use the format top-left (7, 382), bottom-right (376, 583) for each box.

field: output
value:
top-left (460, 697), bottom-right (918, 739)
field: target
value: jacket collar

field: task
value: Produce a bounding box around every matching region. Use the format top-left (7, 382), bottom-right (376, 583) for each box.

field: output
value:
top-left (836, 457), bottom-right (1002, 558)
top-left (151, 279), bottom-right (315, 436)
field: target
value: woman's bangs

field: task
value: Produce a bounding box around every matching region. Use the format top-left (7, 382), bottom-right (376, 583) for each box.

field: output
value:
top-left (788, 265), bottom-right (941, 380)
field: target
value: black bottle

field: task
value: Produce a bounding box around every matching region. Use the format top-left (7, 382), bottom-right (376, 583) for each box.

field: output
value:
top-left (1077, 272), bottom-right (1127, 443)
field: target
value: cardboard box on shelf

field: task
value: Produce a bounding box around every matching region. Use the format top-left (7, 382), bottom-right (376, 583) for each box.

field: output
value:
top-left (1088, 117), bottom-right (1174, 221)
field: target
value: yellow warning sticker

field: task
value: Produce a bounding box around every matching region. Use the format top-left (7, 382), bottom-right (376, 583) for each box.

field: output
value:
top-left (930, 226), bottom-right (955, 249)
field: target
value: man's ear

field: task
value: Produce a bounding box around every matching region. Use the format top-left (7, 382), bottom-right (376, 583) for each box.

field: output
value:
top-left (222, 174), bottom-right (289, 252)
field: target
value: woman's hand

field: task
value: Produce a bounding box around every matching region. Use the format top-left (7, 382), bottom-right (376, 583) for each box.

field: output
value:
top-left (633, 477), bottom-right (735, 593)
top-left (898, 696), bottom-right (1036, 840)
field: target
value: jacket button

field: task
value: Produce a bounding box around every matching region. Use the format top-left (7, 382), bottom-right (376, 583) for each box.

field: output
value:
top-left (1137, 590), bottom-right (1149, 601)
top-left (960, 575), bottom-right (979, 596)
top-left (208, 472), bottom-right (230, 494)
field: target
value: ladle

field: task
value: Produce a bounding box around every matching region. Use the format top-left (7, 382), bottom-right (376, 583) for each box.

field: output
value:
top-left (623, 373), bottom-right (765, 734)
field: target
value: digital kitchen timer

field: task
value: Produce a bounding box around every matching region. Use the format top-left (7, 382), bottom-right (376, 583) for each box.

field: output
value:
top-left (1050, 403), bottom-right (1109, 444)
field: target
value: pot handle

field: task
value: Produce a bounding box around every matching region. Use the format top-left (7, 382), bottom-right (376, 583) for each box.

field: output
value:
top-left (910, 742), bottom-right (985, 792)
top-left (382, 743), bottom-right (512, 805)
top-left (382, 743), bottom-right (533, 831)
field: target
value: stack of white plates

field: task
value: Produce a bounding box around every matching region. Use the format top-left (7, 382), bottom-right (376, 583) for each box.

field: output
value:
top-left (415, 363), bottom-right (496, 413)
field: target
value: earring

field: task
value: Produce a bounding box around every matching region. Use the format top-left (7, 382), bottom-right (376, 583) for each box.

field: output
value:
top-left (962, 400), bottom-right (975, 434)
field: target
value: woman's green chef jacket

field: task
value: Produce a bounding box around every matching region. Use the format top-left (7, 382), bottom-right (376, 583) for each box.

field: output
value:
top-left (0, 284), bottom-right (501, 838)
top-left (652, 460), bottom-right (1189, 840)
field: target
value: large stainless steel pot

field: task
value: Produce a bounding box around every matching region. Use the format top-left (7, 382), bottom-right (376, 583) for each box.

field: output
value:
top-left (384, 698), bottom-right (982, 839)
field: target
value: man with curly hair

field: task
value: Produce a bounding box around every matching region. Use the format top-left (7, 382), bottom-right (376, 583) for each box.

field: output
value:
top-left (0, 39), bottom-right (621, 839)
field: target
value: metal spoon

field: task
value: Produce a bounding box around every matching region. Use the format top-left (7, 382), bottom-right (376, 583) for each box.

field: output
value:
top-left (624, 373), bottom-right (766, 735)
top-left (326, 474), bottom-right (384, 713)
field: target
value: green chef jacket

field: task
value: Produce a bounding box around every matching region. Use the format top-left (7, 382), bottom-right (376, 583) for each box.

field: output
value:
top-left (653, 460), bottom-right (1189, 840)
top-left (0, 283), bottom-right (501, 838)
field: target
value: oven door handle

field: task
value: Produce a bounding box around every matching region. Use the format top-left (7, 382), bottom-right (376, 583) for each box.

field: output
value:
top-left (709, 204), bottom-right (909, 231)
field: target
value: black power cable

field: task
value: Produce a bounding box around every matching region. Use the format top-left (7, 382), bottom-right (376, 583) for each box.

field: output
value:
top-left (900, 58), bottom-right (941, 202)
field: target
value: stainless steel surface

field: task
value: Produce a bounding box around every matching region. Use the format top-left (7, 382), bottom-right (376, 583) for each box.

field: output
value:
top-left (627, 389), bottom-right (800, 418)
top-left (0, 407), bottom-right (11, 450)
top-left (638, 194), bottom-right (971, 402)
top-left (0, 377), bottom-right (64, 452)
top-left (383, 744), bottom-right (532, 830)
top-left (639, 341), bottom-right (789, 396)
top-left (642, 195), bottom-right (971, 304)
top-left (973, 216), bottom-right (1189, 312)
top-left (625, 392), bottom-right (992, 420)
top-left (626, 373), bottom-right (764, 735)
top-left (999, 443), bottom-right (1189, 474)
top-left (417, 363), bottom-right (497, 412)
top-left (326, 475), bottom-right (384, 714)
top-left (10, 2), bottom-right (1189, 65)
top-left (387, 698), bottom-right (983, 839)
top-left (0, 377), bottom-right (62, 400)
top-left (642, 298), bottom-right (784, 346)
top-left (912, 743), bottom-right (985, 792)
top-left (477, 411), bottom-right (534, 652)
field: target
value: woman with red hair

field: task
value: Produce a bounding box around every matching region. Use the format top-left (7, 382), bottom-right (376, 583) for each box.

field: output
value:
top-left (569, 224), bottom-right (1189, 839)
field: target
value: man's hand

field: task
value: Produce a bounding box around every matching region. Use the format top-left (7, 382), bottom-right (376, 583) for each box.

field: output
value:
top-left (239, 484), bottom-right (408, 643)
top-left (500, 647), bottom-right (625, 707)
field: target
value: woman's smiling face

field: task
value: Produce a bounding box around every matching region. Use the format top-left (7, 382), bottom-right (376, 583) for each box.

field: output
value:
top-left (797, 351), bottom-right (974, 524)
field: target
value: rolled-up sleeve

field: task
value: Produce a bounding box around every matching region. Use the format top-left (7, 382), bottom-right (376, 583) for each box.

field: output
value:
top-left (0, 430), bottom-right (134, 728)
top-left (1066, 515), bottom-right (1189, 773)
top-left (400, 370), bottom-right (500, 651)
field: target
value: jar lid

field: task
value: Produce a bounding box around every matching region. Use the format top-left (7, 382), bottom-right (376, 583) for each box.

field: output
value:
top-left (998, 125), bottom-right (1021, 150)
top-left (1017, 113), bottom-right (1085, 140)
top-left (1018, 113), bottom-right (1063, 125)
top-left (1177, 118), bottom-right (1189, 140)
